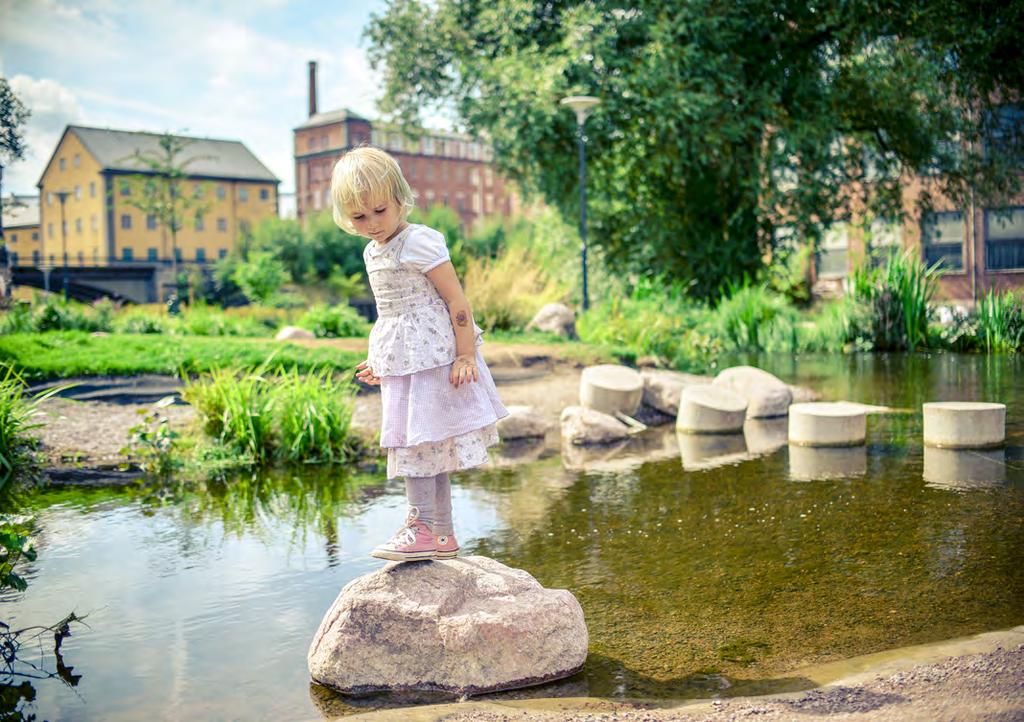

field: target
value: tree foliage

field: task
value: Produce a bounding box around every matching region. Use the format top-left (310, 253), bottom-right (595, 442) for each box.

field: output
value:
top-left (365, 0), bottom-right (1024, 298)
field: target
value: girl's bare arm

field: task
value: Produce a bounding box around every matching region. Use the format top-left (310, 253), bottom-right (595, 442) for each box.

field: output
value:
top-left (425, 261), bottom-right (480, 387)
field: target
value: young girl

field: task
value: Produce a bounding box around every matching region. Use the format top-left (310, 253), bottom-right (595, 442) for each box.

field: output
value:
top-left (330, 146), bottom-right (508, 562)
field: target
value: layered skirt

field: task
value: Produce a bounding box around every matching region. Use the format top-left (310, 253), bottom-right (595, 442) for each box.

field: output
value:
top-left (379, 349), bottom-right (508, 479)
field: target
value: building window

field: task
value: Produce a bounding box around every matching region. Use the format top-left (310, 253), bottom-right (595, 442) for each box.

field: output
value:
top-left (239, 220), bottom-right (251, 235)
top-left (239, 187), bottom-right (249, 202)
top-left (218, 248), bottom-right (227, 259)
top-left (120, 183), bottom-right (131, 196)
top-left (146, 214), bottom-right (157, 230)
top-left (308, 137), bottom-right (316, 151)
top-left (8, 233), bottom-right (15, 243)
top-left (217, 217), bottom-right (227, 232)
top-left (148, 247), bottom-right (158, 261)
top-left (121, 214), bottom-right (132, 230)
top-left (193, 184), bottom-right (205, 199)
top-left (122, 247), bottom-right (134, 261)
top-left (196, 248), bottom-right (206, 263)
top-left (59, 157), bottom-right (66, 171)
top-left (9, 252), bottom-right (16, 265)
top-left (985, 207), bottom-right (1024, 271)
top-left (47, 192), bottom-right (53, 205)
top-left (217, 185), bottom-right (226, 200)
top-left (91, 215), bottom-right (98, 232)
top-left (260, 188), bottom-right (269, 201)
top-left (74, 185), bottom-right (81, 200)
top-left (195, 213), bottom-right (205, 231)
top-left (921, 211), bottom-right (964, 270)
top-left (75, 218), bottom-right (82, 234)
top-left (816, 224), bottom-right (850, 277)
top-left (174, 247), bottom-right (183, 262)
top-left (984, 105), bottom-right (1024, 165)
top-left (77, 251), bottom-right (84, 264)
top-left (33, 250), bottom-right (40, 264)
top-left (32, 231), bottom-right (38, 241)
top-left (89, 182), bottom-right (96, 198)
top-left (74, 153), bottom-right (80, 167)
top-left (48, 223), bottom-right (54, 239)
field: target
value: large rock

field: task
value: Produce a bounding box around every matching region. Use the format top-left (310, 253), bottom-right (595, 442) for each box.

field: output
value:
top-left (497, 405), bottom-right (552, 441)
top-left (275, 325), bottom-right (316, 341)
top-left (526, 303), bottom-right (577, 339)
top-left (560, 405), bottom-right (631, 445)
top-left (712, 366), bottom-right (793, 418)
top-left (307, 556), bottom-right (588, 696)
top-left (641, 369), bottom-right (712, 416)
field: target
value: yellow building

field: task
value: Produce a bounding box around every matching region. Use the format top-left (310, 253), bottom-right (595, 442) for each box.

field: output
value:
top-left (37, 125), bottom-right (279, 267)
top-left (2, 194), bottom-right (41, 266)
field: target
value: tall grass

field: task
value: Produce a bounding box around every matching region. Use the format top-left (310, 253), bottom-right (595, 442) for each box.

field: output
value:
top-left (851, 250), bottom-right (941, 351)
top-left (464, 244), bottom-right (568, 331)
top-left (0, 364), bottom-right (71, 487)
top-left (976, 289), bottom-right (1024, 352)
top-left (711, 282), bottom-right (798, 352)
top-left (180, 361), bottom-right (358, 466)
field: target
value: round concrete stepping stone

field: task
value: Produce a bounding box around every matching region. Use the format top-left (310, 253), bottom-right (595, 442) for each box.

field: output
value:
top-left (923, 402), bottom-right (1006, 449)
top-left (789, 445), bottom-right (867, 481)
top-left (923, 447), bottom-right (1006, 490)
top-left (676, 385), bottom-right (748, 434)
top-left (580, 364), bottom-right (643, 417)
top-left (788, 402), bottom-right (866, 447)
top-left (677, 430), bottom-right (748, 471)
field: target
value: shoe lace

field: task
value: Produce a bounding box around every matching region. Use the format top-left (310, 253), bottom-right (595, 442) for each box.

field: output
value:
top-left (387, 506), bottom-right (421, 547)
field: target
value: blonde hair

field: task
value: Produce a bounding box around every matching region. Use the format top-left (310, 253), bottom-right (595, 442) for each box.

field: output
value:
top-left (330, 146), bottom-right (416, 234)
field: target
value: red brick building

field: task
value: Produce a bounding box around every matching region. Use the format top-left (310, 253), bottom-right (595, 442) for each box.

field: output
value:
top-left (294, 62), bottom-right (516, 227)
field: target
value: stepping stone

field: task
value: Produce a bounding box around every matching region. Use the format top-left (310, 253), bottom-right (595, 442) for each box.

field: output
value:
top-left (677, 385), bottom-right (748, 434)
top-left (308, 556), bottom-right (588, 696)
top-left (923, 447), bottom-right (1006, 490)
top-left (923, 402), bottom-right (1006, 449)
top-left (788, 402), bottom-right (866, 447)
top-left (712, 366), bottom-right (793, 418)
top-left (580, 364), bottom-right (644, 417)
top-left (789, 445), bottom-right (867, 481)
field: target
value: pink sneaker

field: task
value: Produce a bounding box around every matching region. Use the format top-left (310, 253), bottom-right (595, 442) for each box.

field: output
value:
top-left (434, 533), bottom-right (460, 559)
top-left (370, 507), bottom-right (436, 561)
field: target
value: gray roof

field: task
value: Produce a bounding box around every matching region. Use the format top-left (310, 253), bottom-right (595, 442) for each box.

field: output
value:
top-left (294, 108), bottom-right (368, 130)
top-left (2, 194), bottom-right (40, 228)
top-left (64, 125), bottom-right (278, 183)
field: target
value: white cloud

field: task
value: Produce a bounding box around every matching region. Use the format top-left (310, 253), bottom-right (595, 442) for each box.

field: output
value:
top-left (5, 75), bottom-right (83, 192)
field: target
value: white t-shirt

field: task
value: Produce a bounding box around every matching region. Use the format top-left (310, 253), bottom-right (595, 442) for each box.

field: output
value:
top-left (399, 225), bottom-right (451, 273)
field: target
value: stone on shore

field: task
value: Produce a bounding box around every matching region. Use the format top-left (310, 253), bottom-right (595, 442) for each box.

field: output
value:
top-left (525, 303), bottom-right (577, 339)
top-left (712, 366), bottom-right (793, 418)
top-left (275, 325), bottom-right (316, 341)
top-left (560, 405), bottom-right (631, 445)
top-left (307, 556), bottom-right (588, 696)
top-left (640, 369), bottom-right (712, 416)
top-left (497, 405), bottom-right (551, 441)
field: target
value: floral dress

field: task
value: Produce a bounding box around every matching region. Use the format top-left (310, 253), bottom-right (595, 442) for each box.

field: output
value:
top-left (364, 223), bottom-right (508, 479)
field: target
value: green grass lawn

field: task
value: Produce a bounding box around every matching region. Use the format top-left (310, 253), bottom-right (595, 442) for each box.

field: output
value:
top-left (0, 331), bottom-right (365, 381)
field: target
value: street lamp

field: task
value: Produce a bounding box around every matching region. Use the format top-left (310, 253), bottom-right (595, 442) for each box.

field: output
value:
top-left (55, 190), bottom-right (70, 300)
top-left (560, 95), bottom-right (600, 311)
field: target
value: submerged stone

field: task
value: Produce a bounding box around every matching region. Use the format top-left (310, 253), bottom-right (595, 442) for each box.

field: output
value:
top-left (307, 556), bottom-right (588, 696)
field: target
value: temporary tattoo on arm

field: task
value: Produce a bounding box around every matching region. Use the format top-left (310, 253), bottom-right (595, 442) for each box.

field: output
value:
top-left (455, 310), bottom-right (469, 327)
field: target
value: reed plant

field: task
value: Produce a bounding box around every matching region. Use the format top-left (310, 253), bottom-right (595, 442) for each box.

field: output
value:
top-left (850, 250), bottom-right (940, 350)
top-left (711, 282), bottom-right (798, 352)
top-left (180, 360), bottom-right (358, 466)
top-left (975, 289), bottom-right (1024, 352)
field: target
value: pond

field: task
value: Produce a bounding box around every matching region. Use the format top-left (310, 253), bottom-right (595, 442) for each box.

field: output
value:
top-left (4, 353), bottom-right (1024, 720)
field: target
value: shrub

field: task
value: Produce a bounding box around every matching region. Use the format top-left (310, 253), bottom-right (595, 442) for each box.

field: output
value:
top-left (232, 251), bottom-right (289, 304)
top-left (712, 282), bottom-right (798, 352)
top-left (298, 304), bottom-right (370, 338)
top-left (463, 245), bottom-right (568, 331)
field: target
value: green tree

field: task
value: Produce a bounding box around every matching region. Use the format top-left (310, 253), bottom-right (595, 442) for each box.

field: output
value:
top-left (231, 250), bottom-right (288, 304)
top-left (366, 0), bottom-right (1024, 298)
top-left (0, 78), bottom-right (31, 247)
top-left (117, 133), bottom-right (212, 278)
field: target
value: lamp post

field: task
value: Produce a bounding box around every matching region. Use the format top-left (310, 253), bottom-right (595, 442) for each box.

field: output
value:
top-left (560, 95), bottom-right (600, 311)
top-left (55, 190), bottom-right (70, 300)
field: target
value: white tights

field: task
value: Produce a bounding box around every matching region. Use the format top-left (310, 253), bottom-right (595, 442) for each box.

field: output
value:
top-left (403, 472), bottom-right (454, 536)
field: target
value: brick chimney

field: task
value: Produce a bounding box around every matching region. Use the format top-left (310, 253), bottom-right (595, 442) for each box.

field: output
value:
top-left (308, 61), bottom-right (318, 117)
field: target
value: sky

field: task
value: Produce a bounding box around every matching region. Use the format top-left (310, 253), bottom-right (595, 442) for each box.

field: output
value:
top-left (0, 0), bottom-right (404, 197)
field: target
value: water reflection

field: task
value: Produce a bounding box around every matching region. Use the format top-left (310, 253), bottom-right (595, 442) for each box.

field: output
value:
top-left (743, 418), bottom-right (789, 456)
top-left (677, 431), bottom-right (748, 471)
top-left (923, 447), bottom-right (1007, 490)
top-left (788, 445), bottom-right (868, 481)
top-left (561, 426), bottom-right (679, 473)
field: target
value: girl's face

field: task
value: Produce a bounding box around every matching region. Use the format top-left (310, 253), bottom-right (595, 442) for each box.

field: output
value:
top-left (347, 195), bottom-right (405, 242)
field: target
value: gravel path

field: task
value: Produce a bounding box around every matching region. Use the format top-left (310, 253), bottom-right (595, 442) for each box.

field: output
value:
top-left (420, 644), bottom-right (1024, 722)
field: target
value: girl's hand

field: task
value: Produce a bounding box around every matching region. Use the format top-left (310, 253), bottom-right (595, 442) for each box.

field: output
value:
top-left (450, 354), bottom-right (479, 388)
top-left (355, 360), bottom-right (381, 386)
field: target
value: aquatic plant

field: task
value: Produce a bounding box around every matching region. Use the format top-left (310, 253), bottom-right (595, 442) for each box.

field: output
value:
top-left (274, 367), bottom-right (357, 463)
top-left (851, 250), bottom-right (941, 350)
top-left (180, 367), bottom-right (277, 464)
top-left (0, 364), bottom-right (68, 488)
top-left (975, 289), bottom-right (1024, 352)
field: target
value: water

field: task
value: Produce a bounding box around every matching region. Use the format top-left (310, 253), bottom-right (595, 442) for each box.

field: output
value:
top-left (4, 353), bottom-right (1023, 719)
